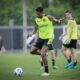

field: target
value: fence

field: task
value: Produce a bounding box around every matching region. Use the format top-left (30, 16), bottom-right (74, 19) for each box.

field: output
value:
top-left (0, 25), bottom-right (80, 52)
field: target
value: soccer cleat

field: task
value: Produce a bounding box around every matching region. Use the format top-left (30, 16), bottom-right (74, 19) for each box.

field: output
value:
top-left (73, 66), bottom-right (78, 69)
top-left (64, 62), bottom-right (73, 68)
top-left (68, 65), bottom-right (78, 69)
top-left (52, 65), bottom-right (57, 69)
top-left (41, 72), bottom-right (50, 76)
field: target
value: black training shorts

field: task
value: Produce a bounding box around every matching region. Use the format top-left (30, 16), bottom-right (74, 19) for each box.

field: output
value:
top-left (63, 39), bottom-right (77, 49)
top-left (34, 38), bottom-right (53, 50)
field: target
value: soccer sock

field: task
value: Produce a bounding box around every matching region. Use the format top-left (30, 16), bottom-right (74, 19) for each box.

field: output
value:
top-left (41, 61), bottom-right (43, 67)
top-left (44, 66), bottom-right (49, 73)
top-left (73, 61), bottom-right (77, 66)
top-left (67, 56), bottom-right (71, 63)
top-left (52, 59), bottom-right (55, 66)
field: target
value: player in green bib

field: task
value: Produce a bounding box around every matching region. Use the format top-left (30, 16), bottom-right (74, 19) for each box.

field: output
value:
top-left (30, 7), bottom-right (59, 76)
top-left (61, 10), bottom-right (78, 69)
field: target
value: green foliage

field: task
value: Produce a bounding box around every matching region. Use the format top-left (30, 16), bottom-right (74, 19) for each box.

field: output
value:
top-left (0, 0), bottom-right (22, 25)
top-left (0, 0), bottom-right (80, 25)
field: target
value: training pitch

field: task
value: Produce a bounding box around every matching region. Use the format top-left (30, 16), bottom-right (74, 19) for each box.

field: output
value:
top-left (0, 52), bottom-right (80, 80)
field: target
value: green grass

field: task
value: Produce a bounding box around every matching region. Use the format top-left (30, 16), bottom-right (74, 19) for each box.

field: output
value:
top-left (0, 52), bottom-right (80, 80)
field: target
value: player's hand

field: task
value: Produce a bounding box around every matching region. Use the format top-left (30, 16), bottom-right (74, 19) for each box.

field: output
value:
top-left (47, 38), bottom-right (53, 45)
top-left (59, 34), bottom-right (66, 40)
top-left (64, 38), bottom-right (71, 44)
top-left (57, 19), bottom-right (61, 23)
top-left (58, 17), bottom-right (65, 23)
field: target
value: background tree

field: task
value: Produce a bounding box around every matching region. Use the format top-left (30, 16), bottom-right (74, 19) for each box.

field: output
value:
top-left (0, 0), bottom-right (80, 25)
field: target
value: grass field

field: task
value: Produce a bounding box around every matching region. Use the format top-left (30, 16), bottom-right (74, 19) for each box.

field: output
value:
top-left (0, 52), bottom-right (80, 80)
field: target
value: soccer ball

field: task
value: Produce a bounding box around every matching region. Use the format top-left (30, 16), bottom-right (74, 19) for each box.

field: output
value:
top-left (26, 34), bottom-right (37, 48)
top-left (26, 34), bottom-right (36, 44)
top-left (13, 67), bottom-right (23, 76)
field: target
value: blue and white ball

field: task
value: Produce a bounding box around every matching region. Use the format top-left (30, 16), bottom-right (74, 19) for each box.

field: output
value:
top-left (13, 67), bottom-right (23, 76)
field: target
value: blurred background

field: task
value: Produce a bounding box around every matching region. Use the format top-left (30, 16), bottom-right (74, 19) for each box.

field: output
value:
top-left (0, 0), bottom-right (80, 52)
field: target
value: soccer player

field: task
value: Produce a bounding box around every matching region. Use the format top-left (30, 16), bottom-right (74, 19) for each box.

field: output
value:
top-left (30, 7), bottom-right (59, 76)
top-left (61, 10), bottom-right (78, 68)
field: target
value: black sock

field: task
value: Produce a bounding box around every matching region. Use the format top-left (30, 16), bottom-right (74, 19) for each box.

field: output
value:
top-left (41, 61), bottom-right (43, 67)
top-left (67, 56), bottom-right (71, 63)
top-left (52, 59), bottom-right (55, 66)
top-left (67, 59), bottom-right (71, 63)
top-left (44, 66), bottom-right (49, 73)
top-left (73, 62), bottom-right (77, 66)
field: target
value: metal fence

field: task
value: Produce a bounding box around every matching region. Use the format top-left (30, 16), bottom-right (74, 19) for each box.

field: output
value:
top-left (0, 25), bottom-right (80, 52)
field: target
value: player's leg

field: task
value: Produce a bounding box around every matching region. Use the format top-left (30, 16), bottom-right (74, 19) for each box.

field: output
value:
top-left (68, 40), bottom-right (77, 68)
top-left (46, 42), bottom-right (57, 69)
top-left (41, 45), bottom-right (49, 76)
top-left (50, 49), bottom-right (57, 69)
top-left (61, 46), bottom-right (72, 63)
top-left (61, 45), bottom-right (73, 68)
top-left (69, 49), bottom-right (77, 68)
top-left (40, 56), bottom-right (44, 68)
top-left (30, 46), bottom-right (38, 55)
top-left (39, 49), bottom-right (49, 68)
top-left (30, 38), bottom-right (42, 55)
top-left (40, 51), bottom-right (48, 69)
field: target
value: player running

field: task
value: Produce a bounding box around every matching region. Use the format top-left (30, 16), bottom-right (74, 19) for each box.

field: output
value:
top-left (60, 10), bottom-right (78, 68)
top-left (30, 7), bottom-right (59, 76)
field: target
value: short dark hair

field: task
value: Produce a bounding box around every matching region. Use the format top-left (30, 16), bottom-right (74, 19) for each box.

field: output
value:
top-left (36, 7), bottom-right (43, 12)
top-left (65, 10), bottom-right (72, 13)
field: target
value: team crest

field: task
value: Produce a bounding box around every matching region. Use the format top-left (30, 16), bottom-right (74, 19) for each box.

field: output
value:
top-left (43, 18), bottom-right (46, 22)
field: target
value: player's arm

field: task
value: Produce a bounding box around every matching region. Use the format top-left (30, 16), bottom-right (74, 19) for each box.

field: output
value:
top-left (48, 15), bottom-right (60, 23)
top-left (33, 23), bottom-right (38, 34)
top-left (69, 20), bottom-right (74, 39)
top-left (59, 17), bottom-right (65, 22)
